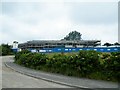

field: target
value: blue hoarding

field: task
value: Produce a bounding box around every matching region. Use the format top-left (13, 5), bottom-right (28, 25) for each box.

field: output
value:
top-left (29, 47), bottom-right (120, 53)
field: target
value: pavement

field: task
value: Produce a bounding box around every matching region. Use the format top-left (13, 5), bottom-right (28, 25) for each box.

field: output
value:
top-left (4, 56), bottom-right (120, 90)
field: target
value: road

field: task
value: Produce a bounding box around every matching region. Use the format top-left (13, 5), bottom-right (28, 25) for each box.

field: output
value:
top-left (1, 56), bottom-right (70, 88)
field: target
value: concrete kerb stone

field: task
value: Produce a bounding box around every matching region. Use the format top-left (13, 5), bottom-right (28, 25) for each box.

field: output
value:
top-left (4, 62), bottom-right (94, 90)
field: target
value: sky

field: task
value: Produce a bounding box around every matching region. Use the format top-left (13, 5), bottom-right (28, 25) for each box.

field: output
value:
top-left (0, 0), bottom-right (119, 45)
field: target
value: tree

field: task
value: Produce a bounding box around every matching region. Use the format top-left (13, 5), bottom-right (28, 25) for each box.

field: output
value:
top-left (62, 31), bottom-right (82, 41)
top-left (114, 42), bottom-right (120, 46)
top-left (1, 44), bottom-right (13, 56)
top-left (103, 42), bottom-right (112, 47)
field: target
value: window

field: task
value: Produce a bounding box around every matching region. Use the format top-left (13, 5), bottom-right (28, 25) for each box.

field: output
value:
top-left (58, 49), bottom-right (61, 50)
top-left (49, 50), bottom-right (52, 52)
top-left (100, 49), bottom-right (104, 51)
top-left (107, 49), bottom-right (111, 51)
top-left (87, 49), bottom-right (90, 50)
top-left (114, 48), bottom-right (118, 50)
top-left (94, 49), bottom-right (97, 51)
top-left (65, 49), bottom-right (68, 51)
top-left (72, 49), bottom-right (76, 51)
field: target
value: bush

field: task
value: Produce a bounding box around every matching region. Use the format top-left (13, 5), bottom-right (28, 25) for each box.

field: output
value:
top-left (16, 53), bottom-right (28, 65)
top-left (46, 54), bottom-right (70, 73)
top-left (15, 51), bottom-right (47, 68)
top-left (14, 50), bottom-right (120, 82)
top-left (1, 44), bottom-right (14, 56)
top-left (31, 53), bottom-right (47, 67)
top-left (101, 53), bottom-right (111, 59)
top-left (111, 52), bottom-right (120, 56)
top-left (77, 50), bottom-right (100, 76)
top-left (103, 52), bottom-right (120, 81)
top-left (14, 50), bottom-right (30, 62)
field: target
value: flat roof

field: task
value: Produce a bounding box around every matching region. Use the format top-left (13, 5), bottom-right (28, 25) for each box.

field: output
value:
top-left (26, 40), bottom-right (101, 44)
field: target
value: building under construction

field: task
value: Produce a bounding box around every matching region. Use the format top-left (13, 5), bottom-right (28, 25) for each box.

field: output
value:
top-left (16, 30), bottom-right (120, 53)
top-left (17, 40), bottom-right (120, 53)
top-left (18, 40), bottom-right (101, 50)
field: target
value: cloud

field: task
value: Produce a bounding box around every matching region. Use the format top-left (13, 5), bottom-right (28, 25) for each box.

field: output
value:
top-left (1, 2), bottom-right (118, 45)
top-left (1, 3), bottom-right (72, 44)
top-left (68, 24), bottom-right (118, 44)
top-left (68, 2), bottom-right (118, 24)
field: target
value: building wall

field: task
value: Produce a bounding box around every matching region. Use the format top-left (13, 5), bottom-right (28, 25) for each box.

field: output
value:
top-left (13, 43), bottom-right (18, 49)
top-left (28, 47), bottom-right (120, 53)
top-left (18, 40), bottom-right (101, 49)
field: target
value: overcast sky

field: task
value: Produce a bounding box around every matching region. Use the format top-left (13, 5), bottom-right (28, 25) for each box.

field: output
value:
top-left (0, 0), bottom-right (119, 45)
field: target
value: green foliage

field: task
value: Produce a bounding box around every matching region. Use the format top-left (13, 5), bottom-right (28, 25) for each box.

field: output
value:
top-left (15, 50), bottom-right (120, 82)
top-left (18, 50), bottom-right (31, 54)
top-left (1, 44), bottom-right (13, 56)
top-left (101, 53), bottom-right (111, 59)
top-left (62, 31), bottom-right (82, 40)
top-left (77, 50), bottom-right (100, 76)
top-left (14, 50), bottom-right (30, 61)
top-left (15, 50), bottom-right (46, 68)
top-left (103, 42), bottom-right (112, 47)
top-left (103, 52), bottom-right (120, 81)
top-left (111, 52), bottom-right (120, 56)
top-left (114, 42), bottom-right (120, 46)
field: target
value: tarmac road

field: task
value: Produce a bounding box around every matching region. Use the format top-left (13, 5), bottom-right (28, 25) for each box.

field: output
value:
top-left (1, 56), bottom-right (70, 88)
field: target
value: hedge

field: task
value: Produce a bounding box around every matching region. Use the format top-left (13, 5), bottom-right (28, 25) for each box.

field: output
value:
top-left (14, 50), bottom-right (120, 82)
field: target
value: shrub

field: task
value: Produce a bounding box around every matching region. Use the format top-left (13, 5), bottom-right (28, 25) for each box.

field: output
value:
top-left (103, 52), bottom-right (120, 81)
top-left (14, 50), bottom-right (120, 82)
top-left (77, 50), bottom-right (100, 76)
top-left (15, 51), bottom-right (47, 68)
top-left (16, 53), bottom-right (28, 65)
top-left (101, 53), bottom-right (111, 59)
top-left (31, 53), bottom-right (47, 67)
top-left (106, 52), bottom-right (120, 81)
top-left (111, 52), bottom-right (120, 56)
top-left (20, 50), bottom-right (31, 54)
top-left (1, 44), bottom-right (13, 56)
top-left (14, 50), bottom-right (31, 62)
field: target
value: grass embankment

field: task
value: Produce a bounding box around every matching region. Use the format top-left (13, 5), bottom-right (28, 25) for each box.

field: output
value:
top-left (14, 50), bottom-right (120, 82)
